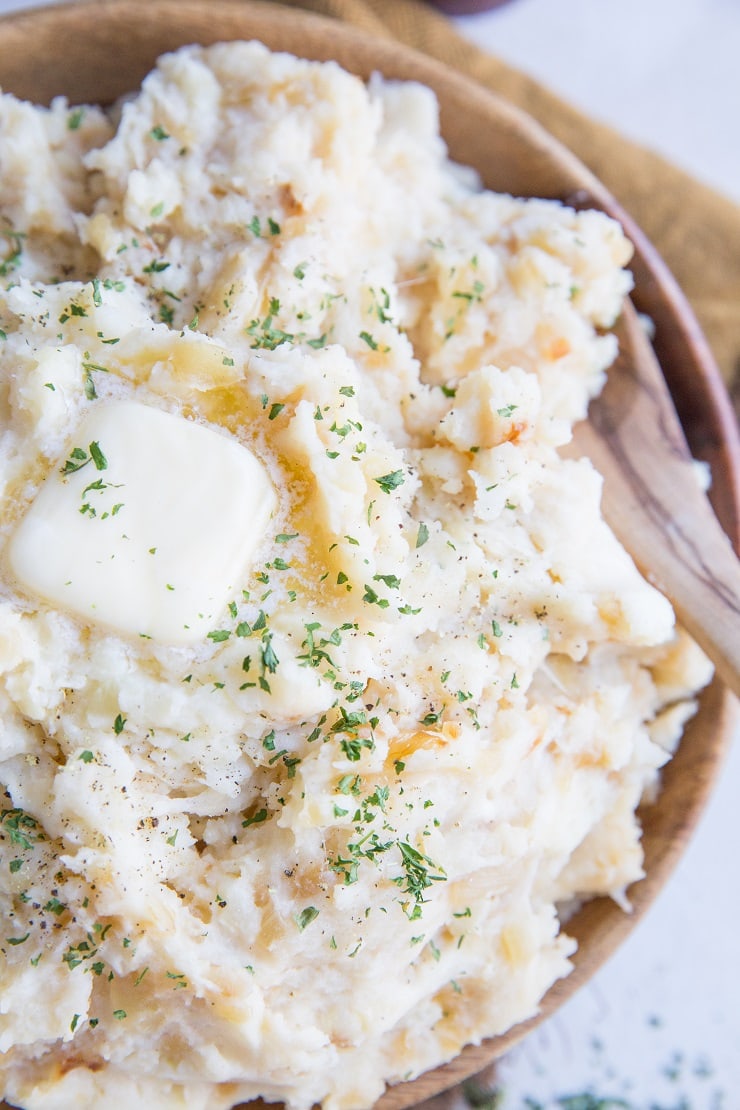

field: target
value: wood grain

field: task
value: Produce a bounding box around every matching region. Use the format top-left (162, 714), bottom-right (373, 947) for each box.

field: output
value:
top-left (0, 3), bottom-right (737, 1109)
top-left (572, 304), bottom-right (740, 697)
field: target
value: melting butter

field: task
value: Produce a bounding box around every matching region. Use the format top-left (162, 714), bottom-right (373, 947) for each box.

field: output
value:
top-left (8, 400), bottom-right (276, 644)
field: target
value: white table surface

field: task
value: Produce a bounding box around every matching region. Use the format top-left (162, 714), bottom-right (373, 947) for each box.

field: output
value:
top-left (450, 3), bottom-right (739, 1109)
top-left (0, 2), bottom-right (737, 1109)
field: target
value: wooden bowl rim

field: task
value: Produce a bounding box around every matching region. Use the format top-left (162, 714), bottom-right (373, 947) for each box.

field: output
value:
top-left (1, 0), bottom-right (737, 547)
top-left (0, 3), bottom-right (737, 1109)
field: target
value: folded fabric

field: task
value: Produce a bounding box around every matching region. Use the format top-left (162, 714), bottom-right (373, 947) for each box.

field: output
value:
top-left (277, 0), bottom-right (740, 401)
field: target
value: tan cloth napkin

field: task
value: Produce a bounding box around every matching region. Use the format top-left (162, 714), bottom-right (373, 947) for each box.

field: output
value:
top-left (278, 0), bottom-right (740, 398)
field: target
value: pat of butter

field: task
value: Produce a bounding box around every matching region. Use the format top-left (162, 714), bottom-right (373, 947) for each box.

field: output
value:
top-left (8, 401), bottom-right (276, 644)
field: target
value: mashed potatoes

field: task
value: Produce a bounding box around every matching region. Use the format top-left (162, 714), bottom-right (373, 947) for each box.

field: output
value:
top-left (0, 42), bottom-right (710, 1110)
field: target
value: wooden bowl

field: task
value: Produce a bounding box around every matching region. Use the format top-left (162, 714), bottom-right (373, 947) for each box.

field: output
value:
top-left (0, 3), bottom-right (737, 1108)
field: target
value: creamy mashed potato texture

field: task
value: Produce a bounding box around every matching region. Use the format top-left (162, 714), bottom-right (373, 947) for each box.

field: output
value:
top-left (0, 42), bottom-right (711, 1110)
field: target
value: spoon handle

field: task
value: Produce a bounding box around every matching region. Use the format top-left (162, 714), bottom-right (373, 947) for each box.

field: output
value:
top-left (577, 303), bottom-right (740, 698)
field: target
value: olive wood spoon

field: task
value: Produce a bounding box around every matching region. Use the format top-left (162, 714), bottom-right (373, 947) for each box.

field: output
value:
top-left (572, 301), bottom-right (740, 698)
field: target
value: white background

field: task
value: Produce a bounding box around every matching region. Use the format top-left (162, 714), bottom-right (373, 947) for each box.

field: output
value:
top-left (0, 1), bottom-right (738, 1108)
top-left (451, 2), bottom-right (739, 1108)
top-left (455, 0), bottom-right (740, 204)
